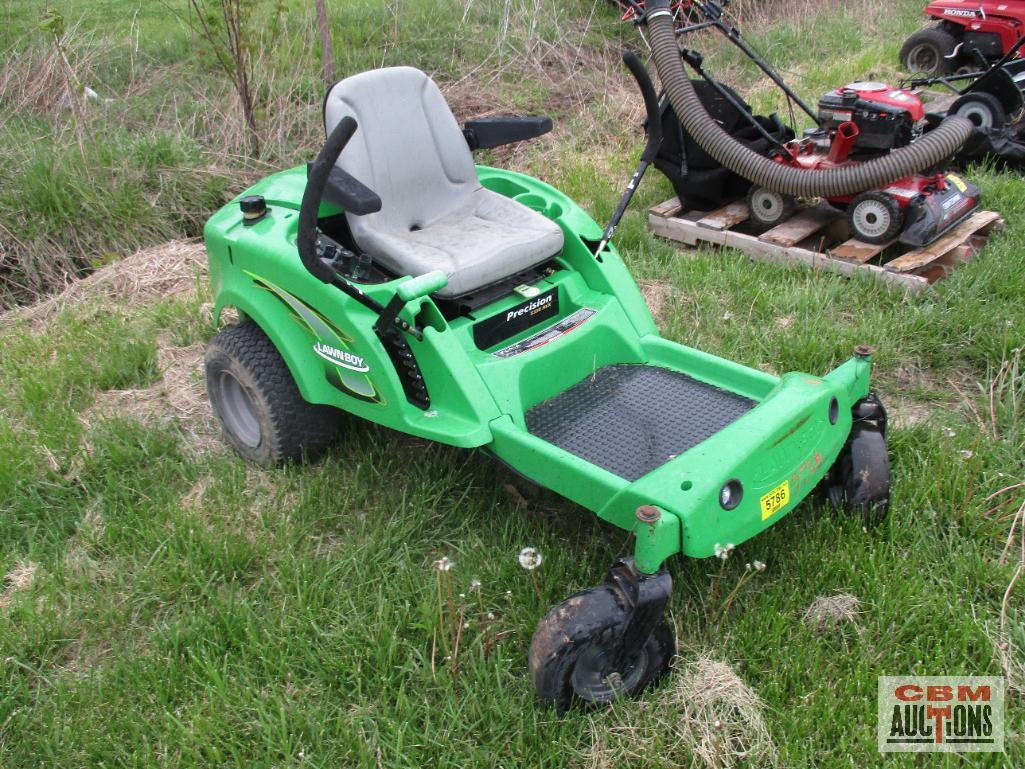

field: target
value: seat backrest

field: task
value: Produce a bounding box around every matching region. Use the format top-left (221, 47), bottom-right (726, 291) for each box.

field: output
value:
top-left (323, 67), bottom-right (478, 240)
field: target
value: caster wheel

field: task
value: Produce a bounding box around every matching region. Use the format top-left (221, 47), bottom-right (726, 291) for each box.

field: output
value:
top-left (949, 91), bottom-right (1007, 129)
top-left (848, 191), bottom-right (903, 245)
top-left (826, 397), bottom-right (890, 526)
top-left (747, 186), bottom-right (796, 233)
top-left (529, 585), bottom-right (675, 712)
top-left (899, 27), bottom-right (960, 76)
top-left (205, 321), bottom-right (342, 466)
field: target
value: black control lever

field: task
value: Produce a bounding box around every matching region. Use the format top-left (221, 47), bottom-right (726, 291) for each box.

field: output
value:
top-left (594, 49), bottom-right (664, 258)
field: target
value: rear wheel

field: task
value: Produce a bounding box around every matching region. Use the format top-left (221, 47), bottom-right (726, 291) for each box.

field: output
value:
top-left (529, 586), bottom-right (675, 712)
top-left (900, 27), bottom-right (960, 75)
top-left (848, 192), bottom-right (903, 244)
top-left (205, 321), bottom-right (341, 466)
top-left (949, 91), bottom-right (1007, 129)
top-left (746, 186), bottom-right (796, 232)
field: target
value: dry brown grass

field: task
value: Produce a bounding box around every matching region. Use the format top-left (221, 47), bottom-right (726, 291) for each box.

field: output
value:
top-left (802, 592), bottom-right (862, 633)
top-left (639, 279), bottom-right (673, 328)
top-left (80, 337), bottom-right (221, 456)
top-left (0, 561), bottom-right (39, 610)
top-left (1, 239), bottom-right (206, 331)
top-left (586, 654), bottom-right (777, 769)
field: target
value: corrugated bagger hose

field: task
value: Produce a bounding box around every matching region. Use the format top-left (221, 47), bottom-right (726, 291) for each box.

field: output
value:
top-left (643, 0), bottom-right (973, 197)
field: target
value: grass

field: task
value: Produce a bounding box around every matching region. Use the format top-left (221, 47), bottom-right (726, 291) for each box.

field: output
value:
top-left (1, 0), bottom-right (1024, 766)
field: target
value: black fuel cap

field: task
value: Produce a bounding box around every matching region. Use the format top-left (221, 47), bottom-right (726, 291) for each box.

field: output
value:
top-left (240, 194), bottom-right (267, 224)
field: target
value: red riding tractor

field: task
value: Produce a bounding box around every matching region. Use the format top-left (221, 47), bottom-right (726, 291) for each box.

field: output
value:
top-left (901, 1), bottom-right (1025, 75)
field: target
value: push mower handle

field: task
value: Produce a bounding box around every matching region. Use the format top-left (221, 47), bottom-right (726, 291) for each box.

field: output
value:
top-left (298, 115), bottom-right (361, 284)
top-left (622, 50), bottom-right (663, 162)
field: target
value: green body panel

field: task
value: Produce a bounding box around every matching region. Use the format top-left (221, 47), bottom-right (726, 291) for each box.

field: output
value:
top-left (204, 164), bottom-right (873, 572)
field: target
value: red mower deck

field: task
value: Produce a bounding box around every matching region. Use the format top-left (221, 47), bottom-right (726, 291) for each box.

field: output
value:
top-left (648, 196), bottom-right (1004, 290)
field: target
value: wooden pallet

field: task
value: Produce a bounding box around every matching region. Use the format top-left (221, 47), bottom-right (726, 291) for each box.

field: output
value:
top-left (648, 197), bottom-right (1005, 291)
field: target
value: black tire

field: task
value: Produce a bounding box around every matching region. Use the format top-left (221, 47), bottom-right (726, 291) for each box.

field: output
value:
top-left (949, 91), bottom-right (1007, 129)
top-left (900, 27), bottom-right (960, 75)
top-left (205, 321), bottom-right (341, 466)
top-left (747, 186), bottom-right (797, 232)
top-left (529, 586), bottom-right (675, 712)
top-left (829, 426), bottom-right (890, 526)
top-left (848, 191), bottom-right (904, 244)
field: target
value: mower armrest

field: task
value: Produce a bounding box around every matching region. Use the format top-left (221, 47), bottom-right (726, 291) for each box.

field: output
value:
top-left (397, 270), bottom-right (448, 302)
top-left (309, 163), bottom-right (382, 216)
top-left (462, 116), bottom-right (553, 150)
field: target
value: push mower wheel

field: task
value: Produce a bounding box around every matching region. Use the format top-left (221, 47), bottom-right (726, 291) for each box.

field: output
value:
top-left (746, 186), bottom-right (796, 232)
top-left (949, 91), bottom-right (1007, 129)
top-left (899, 27), bottom-right (959, 76)
top-left (529, 585), bottom-right (675, 712)
top-left (205, 321), bottom-right (341, 466)
top-left (848, 192), bottom-right (903, 245)
top-left (828, 425), bottom-right (891, 526)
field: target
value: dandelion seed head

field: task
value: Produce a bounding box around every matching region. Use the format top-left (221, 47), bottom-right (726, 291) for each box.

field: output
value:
top-left (753, 560), bottom-right (766, 572)
top-left (959, 449), bottom-right (974, 459)
top-left (470, 578), bottom-right (481, 591)
top-left (518, 547), bottom-right (542, 570)
top-left (432, 556), bottom-right (455, 572)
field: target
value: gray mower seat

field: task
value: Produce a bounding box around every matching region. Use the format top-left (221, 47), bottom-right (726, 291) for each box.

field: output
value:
top-left (323, 66), bottom-right (564, 298)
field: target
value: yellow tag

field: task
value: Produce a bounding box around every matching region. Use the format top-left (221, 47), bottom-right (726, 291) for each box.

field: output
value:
top-left (760, 480), bottom-right (791, 520)
top-left (948, 174), bottom-right (967, 192)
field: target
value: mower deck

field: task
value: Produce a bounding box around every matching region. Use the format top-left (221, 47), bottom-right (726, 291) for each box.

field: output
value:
top-left (526, 364), bottom-right (755, 481)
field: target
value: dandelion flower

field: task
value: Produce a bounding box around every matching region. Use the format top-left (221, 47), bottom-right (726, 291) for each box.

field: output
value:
top-left (518, 547), bottom-right (542, 570)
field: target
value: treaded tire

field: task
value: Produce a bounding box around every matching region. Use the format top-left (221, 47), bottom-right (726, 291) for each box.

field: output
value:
top-left (949, 91), bottom-right (1007, 129)
top-left (529, 586), bottom-right (675, 712)
top-left (848, 191), bottom-right (904, 245)
top-left (900, 27), bottom-right (960, 75)
top-left (205, 321), bottom-right (341, 466)
top-left (828, 426), bottom-right (891, 526)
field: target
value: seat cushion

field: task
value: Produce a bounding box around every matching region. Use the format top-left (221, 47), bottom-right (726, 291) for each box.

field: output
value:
top-left (356, 187), bottom-right (564, 298)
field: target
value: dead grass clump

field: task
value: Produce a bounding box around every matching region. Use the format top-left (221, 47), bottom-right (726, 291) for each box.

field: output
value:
top-left (639, 279), bottom-right (673, 328)
top-left (0, 561), bottom-right (39, 610)
top-left (81, 336), bottom-right (222, 455)
top-left (802, 592), bottom-right (861, 633)
top-left (2, 240), bottom-right (207, 331)
top-left (588, 654), bottom-right (777, 769)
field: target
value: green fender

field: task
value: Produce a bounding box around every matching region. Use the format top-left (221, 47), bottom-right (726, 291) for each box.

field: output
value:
top-left (212, 283), bottom-right (347, 408)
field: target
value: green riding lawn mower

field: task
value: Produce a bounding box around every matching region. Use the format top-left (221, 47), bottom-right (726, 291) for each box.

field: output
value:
top-left (195, 0), bottom-right (982, 711)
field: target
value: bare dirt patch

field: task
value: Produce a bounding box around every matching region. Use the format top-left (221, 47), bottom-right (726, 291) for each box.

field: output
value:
top-left (588, 654), bottom-right (777, 769)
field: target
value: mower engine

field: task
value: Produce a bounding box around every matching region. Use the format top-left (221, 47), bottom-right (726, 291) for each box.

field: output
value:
top-left (749, 81), bottom-right (981, 247)
top-left (817, 82), bottom-right (924, 154)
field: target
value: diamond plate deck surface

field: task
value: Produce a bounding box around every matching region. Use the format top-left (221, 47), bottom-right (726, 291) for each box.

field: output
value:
top-left (525, 364), bottom-right (756, 481)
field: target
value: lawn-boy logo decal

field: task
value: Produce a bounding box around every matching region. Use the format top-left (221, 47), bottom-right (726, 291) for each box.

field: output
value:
top-left (245, 272), bottom-right (383, 405)
top-left (313, 342), bottom-right (370, 372)
top-left (878, 676), bottom-right (1004, 753)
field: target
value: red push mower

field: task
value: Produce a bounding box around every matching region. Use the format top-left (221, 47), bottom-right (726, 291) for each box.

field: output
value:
top-left (749, 82), bottom-right (981, 246)
top-left (612, 1), bottom-right (980, 249)
top-left (901, 1), bottom-right (1025, 76)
